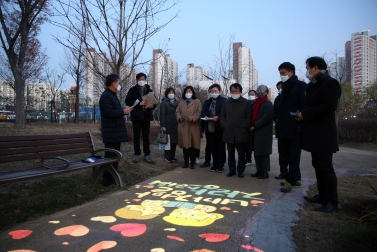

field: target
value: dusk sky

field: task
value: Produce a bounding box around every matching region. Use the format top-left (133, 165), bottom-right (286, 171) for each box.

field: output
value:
top-left (39, 0), bottom-right (377, 92)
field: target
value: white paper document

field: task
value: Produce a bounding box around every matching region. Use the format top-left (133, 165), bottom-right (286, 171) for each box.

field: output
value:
top-left (132, 99), bottom-right (140, 107)
top-left (200, 117), bottom-right (214, 121)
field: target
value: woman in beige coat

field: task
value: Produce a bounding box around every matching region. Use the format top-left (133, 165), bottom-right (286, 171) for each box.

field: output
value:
top-left (176, 86), bottom-right (202, 169)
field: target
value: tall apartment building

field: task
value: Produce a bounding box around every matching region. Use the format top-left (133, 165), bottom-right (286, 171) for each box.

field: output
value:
top-left (329, 57), bottom-right (346, 81)
top-left (233, 42), bottom-right (258, 94)
top-left (268, 88), bottom-right (275, 103)
top-left (148, 49), bottom-right (178, 101)
top-left (346, 30), bottom-right (377, 90)
top-left (186, 64), bottom-right (209, 86)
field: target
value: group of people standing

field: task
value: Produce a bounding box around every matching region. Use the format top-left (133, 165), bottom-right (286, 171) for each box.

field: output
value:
top-left (99, 56), bottom-right (341, 213)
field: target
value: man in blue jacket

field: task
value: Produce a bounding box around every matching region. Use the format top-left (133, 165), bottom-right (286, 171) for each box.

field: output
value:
top-left (276, 62), bottom-right (307, 193)
top-left (99, 74), bottom-right (133, 186)
top-left (201, 84), bottom-right (227, 173)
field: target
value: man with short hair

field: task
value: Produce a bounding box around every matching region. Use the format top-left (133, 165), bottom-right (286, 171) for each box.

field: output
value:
top-left (276, 62), bottom-right (307, 193)
top-left (297, 56), bottom-right (341, 213)
top-left (99, 74), bottom-right (133, 186)
top-left (220, 83), bottom-right (252, 178)
top-left (126, 73), bottom-right (156, 164)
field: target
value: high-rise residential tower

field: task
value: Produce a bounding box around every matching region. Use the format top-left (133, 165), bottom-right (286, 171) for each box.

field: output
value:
top-left (186, 64), bottom-right (209, 87)
top-left (233, 42), bottom-right (258, 94)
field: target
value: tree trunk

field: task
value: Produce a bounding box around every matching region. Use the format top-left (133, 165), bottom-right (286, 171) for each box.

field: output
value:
top-left (14, 74), bottom-right (26, 127)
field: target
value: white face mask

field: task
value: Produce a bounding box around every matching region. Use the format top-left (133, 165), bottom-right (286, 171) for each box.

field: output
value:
top-left (306, 70), bottom-right (313, 80)
top-left (248, 95), bottom-right (255, 100)
top-left (231, 94), bottom-right (240, 100)
top-left (185, 93), bottom-right (192, 99)
top-left (280, 75), bottom-right (289, 82)
top-left (138, 81), bottom-right (146, 86)
top-left (278, 89), bottom-right (282, 94)
top-left (168, 93), bottom-right (174, 99)
top-left (117, 85), bottom-right (121, 91)
top-left (210, 93), bottom-right (219, 99)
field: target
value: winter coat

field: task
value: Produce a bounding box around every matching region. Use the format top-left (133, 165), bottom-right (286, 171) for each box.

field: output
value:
top-left (125, 84), bottom-right (156, 121)
top-left (220, 97), bottom-right (252, 144)
top-left (252, 99), bottom-right (274, 156)
top-left (201, 96), bottom-right (227, 132)
top-left (300, 72), bottom-right (341, 153)
top-left (159, 97), bottom-right (179, 144)
top-left (99, 88), bottom-right (128, 143)
top-left (176, 99), bottom-right (202, 149)
top-left (275, 75), bottom-right (307, 139)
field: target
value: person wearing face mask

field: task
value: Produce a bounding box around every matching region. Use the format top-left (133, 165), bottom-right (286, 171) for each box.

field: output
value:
top-left (273, 81), bottom-right (289, 179)
top-left (198, 88), bottom-right (213, 168)
top-left (245, 89), bottom-right (257, 165)
top-left (201, 84), bottom-right (227, 173)
top-left (176, 86), bottom-right (202, 169)
top-left (250, 85), bottom-right (274, 179)
top-left (276, 62), bottom-right (307, 192)
top-left (220, 83), bottom-right (252, 178)
top-left (99, 74), bottom-right (134, 186)
top-left (296, 57), bottom-right (341, 213)
top-left (125, 72), bottom-right (157, 164)
top-left (159, 87), bottom-right (179, 163)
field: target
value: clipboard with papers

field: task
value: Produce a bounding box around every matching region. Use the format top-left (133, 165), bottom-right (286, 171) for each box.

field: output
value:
top-left (142, 92), bottom-right (157, 106)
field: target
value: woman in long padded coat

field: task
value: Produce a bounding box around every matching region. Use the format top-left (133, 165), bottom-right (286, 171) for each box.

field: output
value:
top-left (159, 87), bottom-right (179, 162)
top-left (176, 86), bottom-right (202, 169)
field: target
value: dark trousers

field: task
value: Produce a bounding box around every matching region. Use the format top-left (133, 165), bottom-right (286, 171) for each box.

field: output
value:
top-left (245, 133), bottom-right (253, 163)
top-left (311, 153), bottom-right (338, 206)
top-left (103, 142), bottom-right (121, 185)
top-left (254, 155), bottom-right (270, 173)
top-left (164, 143), bottom-right (177, 160)
top-left (204, 135), bottom-right (212, 162)
top-left (227, 143), bottom-right (246, 174)
top-left (277, 139), bottom-right (288, 173)
top-left (132, 120), bottom-right (150, 155)
top-left (278, 138), bottom-right (301, 184)
top-left (183, 147), bottom-right (197, 165)
top-left (207, 131), bottom-right (226, 168)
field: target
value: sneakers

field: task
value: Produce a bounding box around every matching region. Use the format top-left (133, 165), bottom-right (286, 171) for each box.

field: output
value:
top-left (171, 158), bottom-right (177, 162)
top-left (246, 161), bottom-right (252, 166)
top-left (304, 195), bottom-right (323, 204)
top-left (217, 168), bottom-right (224, 173)
top-left (133, 155), bottom-right (140, 163)
top-left (209, 166), bottom-right (217, 172)
top-left (280, 182), bottom-right (294, 193)
top-left (144, 155), bottom-right (155, 164)
top-left (314, 202), bottom-right (338, 213)
top-left (280, 180), bottom-right (302, 187)
top-left (164, 158), bottom-right (172, 163)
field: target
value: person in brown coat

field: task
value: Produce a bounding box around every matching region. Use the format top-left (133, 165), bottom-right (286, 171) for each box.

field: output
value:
top-left (176, 86), bottom-right (202, 169)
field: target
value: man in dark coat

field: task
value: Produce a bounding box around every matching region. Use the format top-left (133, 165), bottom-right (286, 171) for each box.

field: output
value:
top-left (250, 85), bottom-right (274, 179)
top-left (99, 74), bottom-right (133, 186)
top-left (297, 56), bottom-right (341, 213)
top-left (125, 72), bottom-right (157, 164)
top-left (201, 84), bottom-right (227, 173)
top-left (220, 83), bottom-right (252, 178)
top-left (276, 62), bottom-right (307, 193)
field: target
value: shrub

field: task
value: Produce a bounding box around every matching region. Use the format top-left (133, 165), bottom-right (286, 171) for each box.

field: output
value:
top-left (338, 119), bottom-right (377, 142)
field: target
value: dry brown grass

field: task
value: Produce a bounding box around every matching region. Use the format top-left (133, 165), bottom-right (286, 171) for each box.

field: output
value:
top-left (293, 176), bottom-right (377, 252)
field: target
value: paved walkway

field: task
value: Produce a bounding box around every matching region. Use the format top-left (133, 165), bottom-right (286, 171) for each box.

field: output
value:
top-left (1, 140), bottom-right (376, 252)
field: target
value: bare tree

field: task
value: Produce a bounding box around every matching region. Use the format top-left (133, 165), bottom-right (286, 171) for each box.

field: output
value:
top-left (42, 68), bottom-right (65, 123)
top-left (53, 0), bottom-right (180, 108)
top-left (0, 0), bottom-right (50, 127)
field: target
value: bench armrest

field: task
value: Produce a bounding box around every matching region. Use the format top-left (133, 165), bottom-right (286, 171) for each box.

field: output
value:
top-left (41, 156), bottom-right (70, 169)
top-left (92, 148), bottom-right (122, 160)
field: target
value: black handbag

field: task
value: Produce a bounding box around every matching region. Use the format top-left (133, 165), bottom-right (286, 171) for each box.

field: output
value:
top-left (156, 130), bottom-right (168, 144)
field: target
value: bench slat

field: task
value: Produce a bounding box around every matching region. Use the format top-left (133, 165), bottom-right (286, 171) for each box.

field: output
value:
top-left (0, 137), bottom-right (92, 149)
top-left (0, 133), bottom-right (90, 142)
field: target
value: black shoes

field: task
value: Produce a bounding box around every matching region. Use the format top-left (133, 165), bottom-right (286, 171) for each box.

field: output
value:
top-left (217, 168), bottom-right (224, 173)
top-left (209, 166), bottom-right (217, 172)
top-left (315, 202), bottom-right (338, 213)
top-left (257, 172), bottom-right (269, 179)
top-left (304, 195), bottom-right (324, 204)
top-left (190, 165), bottom-right (195, 169)
top-left (250, 171), bottom-right (262, 177)
top-left (226, 172), bottom-right (236, 177)
top-left (200, 161), bottom-right (211, 168)
top-left (238, 173), bottom-right (244, 178)
top-left (275, 173), bottom-right (287, 179)
top-left (182, 163), bottom-right (189, 168)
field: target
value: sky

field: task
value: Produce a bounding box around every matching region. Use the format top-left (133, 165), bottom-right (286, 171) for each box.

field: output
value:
top-left (39, 0), bottom-right (377, 92)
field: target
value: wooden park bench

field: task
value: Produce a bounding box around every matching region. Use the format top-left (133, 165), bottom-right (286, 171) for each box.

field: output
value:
top-left (0, 132), bottom-right (124, 188)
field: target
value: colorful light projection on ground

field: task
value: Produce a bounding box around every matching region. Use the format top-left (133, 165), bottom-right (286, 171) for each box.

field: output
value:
top-left (6, 180), bottom-right (264, 252)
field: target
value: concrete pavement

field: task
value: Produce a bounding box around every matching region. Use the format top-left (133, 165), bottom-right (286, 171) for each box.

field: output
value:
top-left (1, 139), bottom-right (376, 252)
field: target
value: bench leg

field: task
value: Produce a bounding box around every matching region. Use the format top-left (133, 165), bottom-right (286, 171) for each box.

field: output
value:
top-left (92, 164), bottom-right (124, 189)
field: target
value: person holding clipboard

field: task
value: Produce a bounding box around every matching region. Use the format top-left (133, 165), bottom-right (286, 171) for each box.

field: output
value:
top-left (125, 73), bottom-right (157, 164)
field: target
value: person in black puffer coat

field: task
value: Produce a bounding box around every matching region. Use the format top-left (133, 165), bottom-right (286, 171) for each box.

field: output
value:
top-left (99, 74), bottom-right (133, 186)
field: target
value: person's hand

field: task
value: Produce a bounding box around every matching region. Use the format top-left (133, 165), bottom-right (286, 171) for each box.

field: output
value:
top-left (123, 106), bottom-right (134, 114)
top-left (178, 117), bottom-right (183, 122)
top-left (161, 127), bottom-right (166, 131)
top-left (250, 126), bottom-right (255, 131)
top-left (296, 110), bottom-right (303, 121)
top-left (213, 116), bottom-right (219, 122)
top-left (188, 116), bottom-right (193, 122)
top-left (146, 103), bottom-right (153, 109)
top-left (140, 99), bottom-right (148, 106)
top-left (205, 116), bottom-right (209, 119)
